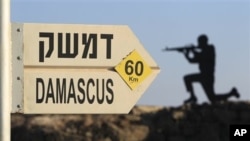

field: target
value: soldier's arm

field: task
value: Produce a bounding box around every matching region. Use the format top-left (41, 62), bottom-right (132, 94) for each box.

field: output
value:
top-left (184, 50), bottom-right (199, 63)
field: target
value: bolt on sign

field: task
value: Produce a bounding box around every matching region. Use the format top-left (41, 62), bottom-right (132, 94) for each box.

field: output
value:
top-left (11, 23), bottom-right (160, 114)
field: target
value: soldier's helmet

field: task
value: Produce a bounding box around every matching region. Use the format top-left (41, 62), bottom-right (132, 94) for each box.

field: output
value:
top-left (198, 34), bottom-right (208, 45)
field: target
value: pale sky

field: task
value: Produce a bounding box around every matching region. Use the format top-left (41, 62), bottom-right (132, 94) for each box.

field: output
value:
top-left (11, 0), bottom-right (250, 106)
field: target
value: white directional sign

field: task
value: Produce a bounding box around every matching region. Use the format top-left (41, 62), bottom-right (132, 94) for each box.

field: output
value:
top-left (11, 23), bottom-right (160, 114)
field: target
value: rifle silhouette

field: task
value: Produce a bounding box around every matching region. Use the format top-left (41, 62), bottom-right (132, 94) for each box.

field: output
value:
top-left (162, 45), bottom-right (199, 52)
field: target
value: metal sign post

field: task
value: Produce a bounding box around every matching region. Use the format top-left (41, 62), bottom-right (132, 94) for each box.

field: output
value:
top-left (0, 0), bottom-right (11, 140)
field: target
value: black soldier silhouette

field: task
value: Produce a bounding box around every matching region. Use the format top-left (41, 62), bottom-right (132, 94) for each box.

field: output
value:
top-left (164, 34), bottom-right (240, 104)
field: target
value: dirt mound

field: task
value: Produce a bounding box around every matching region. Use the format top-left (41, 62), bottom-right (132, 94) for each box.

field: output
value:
top-left (11, 101), bottom-right (250, 141)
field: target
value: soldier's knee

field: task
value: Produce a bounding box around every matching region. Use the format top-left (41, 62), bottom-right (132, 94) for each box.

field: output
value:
top-left (184, 75), bottom-right (191, 82)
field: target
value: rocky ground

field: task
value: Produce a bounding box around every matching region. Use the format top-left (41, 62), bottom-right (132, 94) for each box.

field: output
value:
top-left (11, 101), bottom-right (250, 141)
